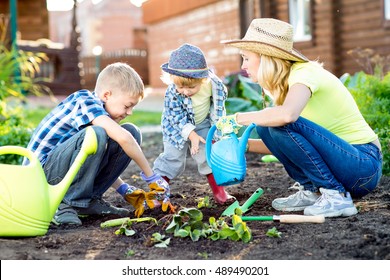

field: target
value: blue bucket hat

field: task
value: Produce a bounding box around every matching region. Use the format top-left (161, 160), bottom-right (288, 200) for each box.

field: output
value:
top-left (161, 43), bottom-right (209, 79)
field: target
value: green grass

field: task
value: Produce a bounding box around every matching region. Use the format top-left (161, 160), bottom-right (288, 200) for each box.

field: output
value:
top-left (25, 107), bottom-right (161, 128)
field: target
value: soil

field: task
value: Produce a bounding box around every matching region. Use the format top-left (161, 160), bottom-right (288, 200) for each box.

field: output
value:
top-left (1, 131), bottom-right (389, 260)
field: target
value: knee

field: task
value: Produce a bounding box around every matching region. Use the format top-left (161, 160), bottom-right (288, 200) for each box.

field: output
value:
top-left (91, 126), bottom-right (108, 153)
top-left (256, 126), bottom-right (271, 138)
top-left (121, 123), bottom-right (142, 145)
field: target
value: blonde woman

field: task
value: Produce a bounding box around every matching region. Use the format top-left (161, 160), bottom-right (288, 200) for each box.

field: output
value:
top-left (218, 18), bottom-right (382, 218)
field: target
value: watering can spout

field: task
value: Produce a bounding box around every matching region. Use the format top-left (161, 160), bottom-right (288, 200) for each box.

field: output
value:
top-left (48, 127), bottom-right (98, 217)
top-left (239, 123), bottom-right (256, 152)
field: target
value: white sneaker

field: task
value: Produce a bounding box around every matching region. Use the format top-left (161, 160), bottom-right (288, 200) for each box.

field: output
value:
top-left (304, 188), bottom-right (358, 217)
top-left (272, 183), bottom-right (320, 211)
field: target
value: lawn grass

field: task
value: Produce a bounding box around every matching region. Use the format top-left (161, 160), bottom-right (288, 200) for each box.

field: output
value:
top-left (25, 107), bottom-right (161, 128)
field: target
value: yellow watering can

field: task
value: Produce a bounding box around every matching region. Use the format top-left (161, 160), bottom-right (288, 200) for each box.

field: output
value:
top-left (0, 127), bottom-right (97, 237)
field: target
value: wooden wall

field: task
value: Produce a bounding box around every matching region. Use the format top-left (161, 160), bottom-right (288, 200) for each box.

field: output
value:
top-left (1, 0), bottom-right (82, 95)
top-left (142, 0), bottom-right (390, 88)
top-left (0, 0), bottom-right (49, 40)
top-left (143, 0), bottom-right (241, 87)
top-left (338, 0), bottom-right (390, 75)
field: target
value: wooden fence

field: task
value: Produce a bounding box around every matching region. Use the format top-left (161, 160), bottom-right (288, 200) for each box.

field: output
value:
top-left (81, 48), bottom-right (149, 91)
top-left (19, 43), bottom-right (82, 96)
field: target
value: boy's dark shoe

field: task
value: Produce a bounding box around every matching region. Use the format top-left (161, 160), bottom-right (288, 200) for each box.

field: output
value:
top-left (74, 198), bottom-right (130, 216)
top-left (52, 203), bottom-right (82, 225)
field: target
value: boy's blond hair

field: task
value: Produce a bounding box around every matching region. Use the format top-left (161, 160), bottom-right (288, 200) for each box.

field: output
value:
top-left (95, 62), bottom-right (144, 99)
top-left (161, 71), bottom-right (207, 87)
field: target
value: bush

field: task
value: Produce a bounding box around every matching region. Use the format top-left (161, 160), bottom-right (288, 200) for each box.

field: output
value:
top-left (0, 108), bottom-right (33, 164)
top-left (342, 71), bottom-right (390, 176)
top-left (223, 70), bottom-right (272, 114)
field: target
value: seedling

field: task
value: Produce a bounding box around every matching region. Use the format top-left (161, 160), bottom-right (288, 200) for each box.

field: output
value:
top-left (166, 208), bottom-right (252, 243)
top-left (197, 196), bottom-right (212, 209)
top-left (151, 232), bottom-right (171, 248)
top-left (266, 227), bottom-right (282, 238)
top-left (100, 217), bottom-right (158, 237)
top-left (125, 249), bottom-right (135, 257)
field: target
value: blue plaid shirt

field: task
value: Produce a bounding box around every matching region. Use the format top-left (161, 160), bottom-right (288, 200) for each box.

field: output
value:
top-left (24, 90), bottom-right (108, 165)
top-left (161, 71), bottom-right (227, 150)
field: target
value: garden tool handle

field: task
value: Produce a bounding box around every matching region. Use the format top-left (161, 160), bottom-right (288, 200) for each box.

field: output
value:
top-left (241, 214), bottom-right (325, 223)
top-left (276, 215), bottom-right (325, 223)
top-left (239, 188), bottom-right (264, 212)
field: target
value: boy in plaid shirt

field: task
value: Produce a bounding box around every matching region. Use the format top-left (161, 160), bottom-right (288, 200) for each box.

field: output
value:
top-left (24, 62), bottom-right (173, 225)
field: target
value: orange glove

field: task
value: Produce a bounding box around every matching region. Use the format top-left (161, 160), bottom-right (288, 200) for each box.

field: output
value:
top-left (140, 172), bottom-right (176, 213)
top-left (124, 189), bottom-right (146, 218)
top-left (118, 183), bottom-right (158, 218)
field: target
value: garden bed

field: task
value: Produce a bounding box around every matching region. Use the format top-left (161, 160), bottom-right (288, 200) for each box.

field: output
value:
top-left (0, 131), bottom-right (389, 260)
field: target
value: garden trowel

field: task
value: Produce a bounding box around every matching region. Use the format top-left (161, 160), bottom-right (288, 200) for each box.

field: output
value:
top-left (221, 187), bottom-right (263, 216)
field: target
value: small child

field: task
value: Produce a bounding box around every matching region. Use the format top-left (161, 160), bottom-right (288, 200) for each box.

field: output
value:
top-left (153, 43), bottom-right (233, 204)
top-left (24, 62), bottom-right (173, 225)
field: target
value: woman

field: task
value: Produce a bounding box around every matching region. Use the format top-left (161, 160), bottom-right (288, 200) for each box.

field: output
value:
top-left (217, 18), bottom-right (382, 217)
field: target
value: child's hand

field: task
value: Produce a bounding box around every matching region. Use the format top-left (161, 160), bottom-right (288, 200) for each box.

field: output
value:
top-left (189, 131), bottom-right (206, 155)
top-left (119, 184), bottom-right (148, 218)
top-left (140, 172), bottom-right (176, 213)
top-left (216, 114), bottom-right (242, 135)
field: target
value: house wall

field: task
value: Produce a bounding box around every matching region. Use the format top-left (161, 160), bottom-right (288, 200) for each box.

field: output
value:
top-left (0, 0), bottom-right (49, 41)
top-left (338, 0), bottom-right (390, 75)
top-left (143, 0), bottom-right (243, 87)
top-left (143, 0), bottom-right (390, 88)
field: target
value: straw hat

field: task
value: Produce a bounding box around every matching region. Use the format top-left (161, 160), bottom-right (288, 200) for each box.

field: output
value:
top-left (161, 43), bottom-right (209, 79)
top-left (221, 18), bottom-right (308, 62)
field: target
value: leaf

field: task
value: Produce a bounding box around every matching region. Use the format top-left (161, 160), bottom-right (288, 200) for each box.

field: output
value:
top-left (190, 229), bottom-right (201, 242)
top-left (218, 228), bottom-right (235, 239)
top-left (154, 238), bottom-right (170, 248)
top-left (266, 227), bottom-right (282, 238)
top-left (174, 229), bottom-right (189, 238)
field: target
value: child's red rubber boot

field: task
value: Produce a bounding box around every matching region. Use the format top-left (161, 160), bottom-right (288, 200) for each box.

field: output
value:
top-left (206, 173), bottom-right (234, 204)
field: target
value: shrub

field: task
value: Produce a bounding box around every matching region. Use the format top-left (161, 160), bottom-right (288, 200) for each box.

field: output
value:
top-left (342, 71), bottom-right (390, 176)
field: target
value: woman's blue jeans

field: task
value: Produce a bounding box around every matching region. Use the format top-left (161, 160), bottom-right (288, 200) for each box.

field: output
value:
top-left (43, 123), bottom-right (141, 207)
top-left (256, 117), bottom-right (382, 198)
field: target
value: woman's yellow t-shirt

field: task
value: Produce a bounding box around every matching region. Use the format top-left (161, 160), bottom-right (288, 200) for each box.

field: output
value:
top-left (288, 62), bottom-right (377, 144)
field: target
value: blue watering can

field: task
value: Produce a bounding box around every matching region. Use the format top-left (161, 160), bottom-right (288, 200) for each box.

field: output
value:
top-left (205, 123), bottom-right (256, 186)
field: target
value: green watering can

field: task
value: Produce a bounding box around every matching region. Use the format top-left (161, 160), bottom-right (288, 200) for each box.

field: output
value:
top-left (0, 127), bottom-right (97, 237)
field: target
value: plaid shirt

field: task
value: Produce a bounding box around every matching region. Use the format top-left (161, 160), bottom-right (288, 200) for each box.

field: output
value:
top-left (161, 71), bottom-right (227, 150)
top-left (24, 90), bottom-right (108, 165)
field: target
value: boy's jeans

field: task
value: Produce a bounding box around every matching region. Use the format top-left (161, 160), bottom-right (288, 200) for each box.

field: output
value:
top-left (256, 117), bottom-right (382, 198)
top-left (43, 123), bottom-right (141, 208)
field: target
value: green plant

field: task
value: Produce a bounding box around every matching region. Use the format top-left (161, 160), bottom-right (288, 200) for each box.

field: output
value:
top-left (100, 217), bottom-right (157, 237)
top-left (151, 232), bottom-right (171, 248)
top-left (125, 249), bottom-right (135, 257)
top-left (197, 196), bottom-right (212, 209)
top-left (342, 71), bottom-right (390, 176)
top-left (165, 208), bottom-right (252, 243)
top-left (223, 71), bottom-right (271, 114)
top-left (0, 107), bottom-right (33, 164)
top-left (266, 227), bottom-right (282, 238)
top-left (0, 15), bottom-right (52, 164)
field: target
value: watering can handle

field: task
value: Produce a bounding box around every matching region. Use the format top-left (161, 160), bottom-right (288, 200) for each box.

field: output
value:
top-left (205, 124), bottom-right (217, 167)
top-left (0, 146), bottom-right (39, 166)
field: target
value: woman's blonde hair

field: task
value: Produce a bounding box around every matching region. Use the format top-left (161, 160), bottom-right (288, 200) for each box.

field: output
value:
top-left (95, 62), bottom-right (144, 99)
top-left (257, 55), bottom-right (293, 106)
